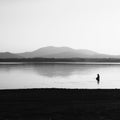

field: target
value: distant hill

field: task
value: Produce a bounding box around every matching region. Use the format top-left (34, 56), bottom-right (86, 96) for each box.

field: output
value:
top-left (18, 46), bottom-right (117, 58)
top-left (18, 46), bottom-right (74, 58)
top-left (0, 52), bottom-right (22, 59)
top-left (0, 46), bottom-right (120, 59)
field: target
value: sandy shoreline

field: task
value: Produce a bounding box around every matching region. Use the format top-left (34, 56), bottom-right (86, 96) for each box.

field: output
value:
top-left (0, 88), bottom-right (120, 120)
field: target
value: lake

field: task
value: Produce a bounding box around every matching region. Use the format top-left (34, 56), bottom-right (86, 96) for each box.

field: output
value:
top-left (0, 62), bottom-right (120, 89)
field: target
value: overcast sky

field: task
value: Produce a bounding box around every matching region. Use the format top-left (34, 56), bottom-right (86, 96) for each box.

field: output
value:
top-left (0, 0), bottom-right (120, 54)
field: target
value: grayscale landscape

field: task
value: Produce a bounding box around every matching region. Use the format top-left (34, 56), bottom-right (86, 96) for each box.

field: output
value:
top-left (1, 0), bottom-right (120, 119)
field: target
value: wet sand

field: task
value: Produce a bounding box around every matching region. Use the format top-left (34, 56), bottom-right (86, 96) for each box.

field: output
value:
top-left (0, 88), bottom-right (120, 120)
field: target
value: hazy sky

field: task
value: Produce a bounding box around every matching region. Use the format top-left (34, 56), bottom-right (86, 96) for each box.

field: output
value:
top-left (0, 0), bottom-right (120, 54)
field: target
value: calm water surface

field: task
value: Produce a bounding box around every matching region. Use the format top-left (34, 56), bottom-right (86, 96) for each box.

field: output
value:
top-left (0, 62), bottom-right (120, 89)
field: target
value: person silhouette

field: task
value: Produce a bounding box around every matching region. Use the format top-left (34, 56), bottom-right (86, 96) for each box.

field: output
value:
top-left (96, 74), bottom-right (100, 84)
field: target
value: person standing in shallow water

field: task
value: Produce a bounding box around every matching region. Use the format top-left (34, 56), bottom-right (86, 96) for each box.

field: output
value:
top-left (96, 74), bottom-right (100, 84)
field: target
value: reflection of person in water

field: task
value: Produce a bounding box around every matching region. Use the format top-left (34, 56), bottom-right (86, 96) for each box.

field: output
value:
top-left (96, 74), bottom-right (100, 84)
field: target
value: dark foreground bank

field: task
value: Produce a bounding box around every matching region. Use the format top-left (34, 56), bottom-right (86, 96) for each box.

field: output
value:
top-left (1, 89), bottom-right (120, 120)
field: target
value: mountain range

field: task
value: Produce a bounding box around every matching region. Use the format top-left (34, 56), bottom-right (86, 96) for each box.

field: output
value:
top-left (0, 46), bottom-right (119, 59)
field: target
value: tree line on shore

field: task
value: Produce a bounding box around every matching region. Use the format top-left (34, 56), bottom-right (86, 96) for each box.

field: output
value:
top-left (0, 58), bottom-right (120, 62)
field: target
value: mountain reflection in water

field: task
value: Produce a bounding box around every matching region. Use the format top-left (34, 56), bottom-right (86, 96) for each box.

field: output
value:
top-left (0, 63), bottom-right (114, 77)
